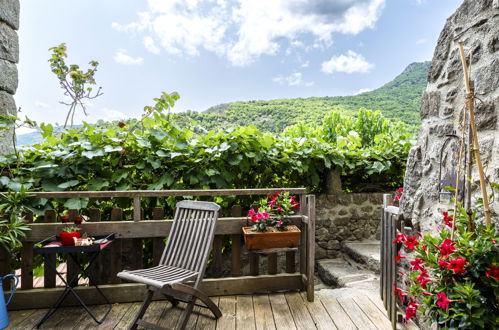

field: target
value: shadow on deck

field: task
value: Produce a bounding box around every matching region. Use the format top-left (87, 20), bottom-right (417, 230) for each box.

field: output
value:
top-left (7, 291), bottom-right (407, 330)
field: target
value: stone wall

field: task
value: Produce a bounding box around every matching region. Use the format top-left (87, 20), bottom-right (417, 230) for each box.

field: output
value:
top-left (401, 0), bottom-right (499, 231)
top-left (315, 193), bottom-right (384, 259)
top-left (0, 0), bottom-right (19, 155)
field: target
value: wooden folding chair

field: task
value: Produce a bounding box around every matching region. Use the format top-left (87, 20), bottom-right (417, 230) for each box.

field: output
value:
top-left (117, 200), bottom-right (222, 330)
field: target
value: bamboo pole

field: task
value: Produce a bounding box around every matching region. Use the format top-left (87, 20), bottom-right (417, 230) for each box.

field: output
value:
top-left (458, 42), bottom-right (491, 226)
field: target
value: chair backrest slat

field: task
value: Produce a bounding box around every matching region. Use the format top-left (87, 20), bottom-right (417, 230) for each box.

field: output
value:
top-left (161, 201), bottom-right (220, 276)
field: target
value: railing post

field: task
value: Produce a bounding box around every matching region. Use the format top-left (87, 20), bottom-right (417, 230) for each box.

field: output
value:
top-left (299, 193), bottom-right (307, 278)
top-left (306, 194), bottom-right (315, 302)
top-left (152, 207), bottom-right (166, 266)
top-left (21, 211), bottom-right (33, 290)
top-left (230, 205), bottom-right (242, 277)
top-left (43, 210), bottom-right (57, 288)
top-left (133, 197), bottom-right (141, 222)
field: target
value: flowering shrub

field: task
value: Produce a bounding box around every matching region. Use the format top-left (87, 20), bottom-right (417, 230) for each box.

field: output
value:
top-left (394, 187), bottom-right (403, 202)
top-left (247, 192), bottom-right (300, 231)
top-left (394, 207), bottom-right (499, 329)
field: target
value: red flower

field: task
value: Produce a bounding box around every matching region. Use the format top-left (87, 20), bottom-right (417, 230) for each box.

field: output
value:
top-left (393, 233), bottom-right (407, 244)
top-left (436, 292), bottom-right (451, 311)
top-left (443, 212), bottom-right (454, 228)
top-left (416, 271), bottom-right (431, 289)
top-left (438, 239), bottom-right (456, 257)
top-left (485, 265), bottom-right (499, 280)
top-left (404, 236), bottom-right (419, 250)
top-left (404, 301), bottom-right (418, 322)
top-left (448, 257), bottom-right (467, 274)
top-left (410, 258), bottom-right (425, 271)
top-left (394, 195), bottom-right (401, 202)
top-left (393, 283), bottom-right (407, 302)
top-left (395, 250), bottom-right (406, 262)
top-left (396, 187), bottom-right (403, 193)
top-left (438, 259), bottom-right (449, 269)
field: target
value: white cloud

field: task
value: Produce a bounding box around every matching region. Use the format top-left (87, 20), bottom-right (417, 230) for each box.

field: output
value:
top-left (321, 50), bottom-right (374, 74)
top-left (113, 0), bottom-right (386, 66)
top-left (301, 60), bottom-right (310, 68)
top-left (114, 49), bottom-right (144, 65)
top-left (144, 36), bottom-right (160, 54)
top-left (354, 88), bottom-right (373, 95)
top-left (34, 101), bottom-right (49, 108)
top-left (416, 38), bottom-right (427, 44)
top-left (272, 72), bottom-right (314, 87)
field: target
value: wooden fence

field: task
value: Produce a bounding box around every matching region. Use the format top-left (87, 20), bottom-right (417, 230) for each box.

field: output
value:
top-left (379, 194), bottom-right (402, 329)
top-left (1, 188), bottom-right (316, 310)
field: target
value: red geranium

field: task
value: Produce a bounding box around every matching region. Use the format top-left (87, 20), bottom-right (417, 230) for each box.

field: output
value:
top-left (438, 239), bottom-right (456, 257)
top-left (404, 301), bottom-right (418, 322)
top-left (485, 265), bottom-right (499, 280)
top-left (404, 236), bottom-right (419, 250)
top-left (448, 257), bottom-right (467, 274)
top-left (416, 271), bottom-right (431, 289)
top-left (436, 292), bottom-right (451, 311)
top-left (410, 258), bottom-right (425, 271)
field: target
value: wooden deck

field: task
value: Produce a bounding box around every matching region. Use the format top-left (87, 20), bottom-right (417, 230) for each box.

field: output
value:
top-left (6, 292), bottom-right (405, 330)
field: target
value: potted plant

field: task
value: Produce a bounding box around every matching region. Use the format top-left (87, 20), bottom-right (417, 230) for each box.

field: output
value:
top-left (242, 192), bottom-right (301, 250)
top-left (394, 205), bottom-right (498, 328)
top-left (60, 211), bottom-right (70, 223)
top-left (59, 226), bottom-right (82, 246)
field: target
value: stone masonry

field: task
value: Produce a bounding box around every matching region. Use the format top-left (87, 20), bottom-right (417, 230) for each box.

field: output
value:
top-left (401, 0), bottom-right (499, 231)
top-left (315, 193), bottom-right (384, 259)
top-left (0, 0), bottom-right (19, 155)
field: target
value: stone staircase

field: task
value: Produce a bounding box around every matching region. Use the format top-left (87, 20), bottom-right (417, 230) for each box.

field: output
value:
top-left (316, 240), bottom-right (420, 329)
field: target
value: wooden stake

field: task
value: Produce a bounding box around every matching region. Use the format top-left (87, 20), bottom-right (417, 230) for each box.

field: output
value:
top-left (458, 42), bottom-right (492, 226)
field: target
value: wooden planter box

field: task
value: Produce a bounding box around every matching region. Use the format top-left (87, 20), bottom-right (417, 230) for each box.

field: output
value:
top-left (242, 225), bottom-right (301, 250)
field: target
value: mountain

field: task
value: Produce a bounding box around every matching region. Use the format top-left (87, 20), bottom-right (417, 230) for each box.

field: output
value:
top-left (17, 61), bottom-right (430, 145)
top-left (185, 61), bottom-right (430, 132)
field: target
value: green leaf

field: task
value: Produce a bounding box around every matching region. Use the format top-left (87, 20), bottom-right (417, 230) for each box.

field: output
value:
top-left (57, 180), bottom-right (80, 189)
top-left (64, 198), bottom-right (89, 209)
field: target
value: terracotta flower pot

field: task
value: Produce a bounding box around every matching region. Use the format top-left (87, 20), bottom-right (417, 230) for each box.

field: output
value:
top-left (60, 215), bottom-right (70, 223)
top-left (242, 225), bottom-right (301, 250)
top-left (59, 231), bottom-right (81, 246)
top-left (74, 216), bottom-right (84, 225)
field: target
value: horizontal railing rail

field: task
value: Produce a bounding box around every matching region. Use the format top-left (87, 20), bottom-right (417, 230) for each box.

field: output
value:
top-left (2, 188), bottom-right (315, 310)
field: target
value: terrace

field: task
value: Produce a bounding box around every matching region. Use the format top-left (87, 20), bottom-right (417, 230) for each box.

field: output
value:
top-left (2, 188), bottom-right (414, 329)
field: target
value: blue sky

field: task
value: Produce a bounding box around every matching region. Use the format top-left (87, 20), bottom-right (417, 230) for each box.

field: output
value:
top-left (16, 0), bottom-right (462, 129)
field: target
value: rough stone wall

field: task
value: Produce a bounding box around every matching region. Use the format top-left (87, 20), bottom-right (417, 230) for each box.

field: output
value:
top-left (401, 0), bottom-right (499, 231)
top-left (315, 193), bottom-right (384, 259)
top-left (0, 0), bottom-right (19, 155)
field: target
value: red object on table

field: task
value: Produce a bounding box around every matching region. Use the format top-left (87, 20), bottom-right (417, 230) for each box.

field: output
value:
top-left (60, 215), bottom-right (70, 223)
top-left (59, 231), bottom-right (81, 246)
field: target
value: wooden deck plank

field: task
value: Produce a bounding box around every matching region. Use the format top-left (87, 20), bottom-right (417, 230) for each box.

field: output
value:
top-left (337, 298), bottom-right (377, 330)
top-left (157, 302), bottom-right (184, 329)
top-left (141, 301), bottom-right (169, 327)
top-left (268, 293), bottom-right (297, 330)
top-left (4, 309), bottom-right (37, 329)
top-left (354, 297), bottom-right (393, 330)
top-left (299, 292), bottom-right (337, 330)
top-left (6, 309), bottom-right (46, 330)
top-left (235, 295), bottom-right (256, 330)
top-left (216, 296), bottom-right (236, 330)
top-left (321, 299), bottom-right (357, 330)
top-left (113, 303), bottom-right (141, 329)
top-left (38, 306), bottom-right (86, 329)
top-left (195, 297), bottom-right (219, 330)
top-left (253, 294), bottom-right (276, 330)
top-left (284, 292), bottom-right (315, 330)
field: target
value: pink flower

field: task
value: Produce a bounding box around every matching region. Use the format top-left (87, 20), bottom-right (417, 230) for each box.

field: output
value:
top-left (396, 187), bottom-right (404, 193)
top-left (439, 260), bottom-right (449, 269)
top-left (393, 233), bottom-right (407, 244)
top-left (395, 250), bottom-right (406, 262)
top-left (394, 195), bottom-right (401, 202)
top-left (393, 284), bottom-right (407, 302)
top-left (485, 265), bottom-right (499, 280)
top-left (247, 209), bottom-right (255, 217)
top-left (410, 258), bottom-right (425, 271)
top-left (416, 271), bottom-right (431, 289)
top-left (404, 301), bottom-right (418, 322)
top-left (437, 292), bottom-right (451, 311)
top-left (277, 220), bottom-right (283, 226)
top-left (277, 206), bottom-right (283, 212)
top-left (404, 236), bottom-right (419, 250)
top-left (262, 210), bottom-right (270, 219)
top-left (448, 257), bottom-right (467, 274)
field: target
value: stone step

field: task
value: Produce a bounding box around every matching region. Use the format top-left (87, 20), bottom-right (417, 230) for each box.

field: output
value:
top-left (342, 240), bottom-right (381, 273)
top-left (317, 257), bottom-right (379, 292)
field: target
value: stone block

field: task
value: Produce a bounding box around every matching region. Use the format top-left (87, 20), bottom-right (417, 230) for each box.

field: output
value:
top-left (0, 22), bottom-right (18, 62)
top-left (0, 58), bottom-right (17, 93)
top-left (0, 90), bottom-right (15, 115)
top-left (315, 227), bottom-right (329, 241)
top-left (0, 0), bottom-right (19, 30)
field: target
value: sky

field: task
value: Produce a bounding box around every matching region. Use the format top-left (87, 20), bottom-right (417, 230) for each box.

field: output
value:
top-left (15, 0), bottom-right (463, 131)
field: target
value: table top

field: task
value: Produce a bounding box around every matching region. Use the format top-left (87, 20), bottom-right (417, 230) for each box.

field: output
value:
top-left (33, 233), bottom-right (115, 254)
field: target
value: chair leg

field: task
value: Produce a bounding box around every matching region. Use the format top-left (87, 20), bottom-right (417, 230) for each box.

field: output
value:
top-left (170, 283), bottom-right (222, 319)
top-left (175, 297), bottom-right (196, 330)
top-left (129, 289), bottom-right (154, 330)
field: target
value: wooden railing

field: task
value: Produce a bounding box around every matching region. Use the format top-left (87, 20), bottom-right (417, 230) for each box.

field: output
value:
top-left (380, 194), bottom-right (402, 330)
top-left (2, 188), bottom-right (316, 310)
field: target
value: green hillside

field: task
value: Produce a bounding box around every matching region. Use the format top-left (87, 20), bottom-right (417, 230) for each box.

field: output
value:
top-left (185, 61), bottom-right (430, 133)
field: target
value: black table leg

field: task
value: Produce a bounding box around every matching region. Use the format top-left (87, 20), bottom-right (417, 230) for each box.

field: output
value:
top-left (36, 251), bottom-right (113, 328)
